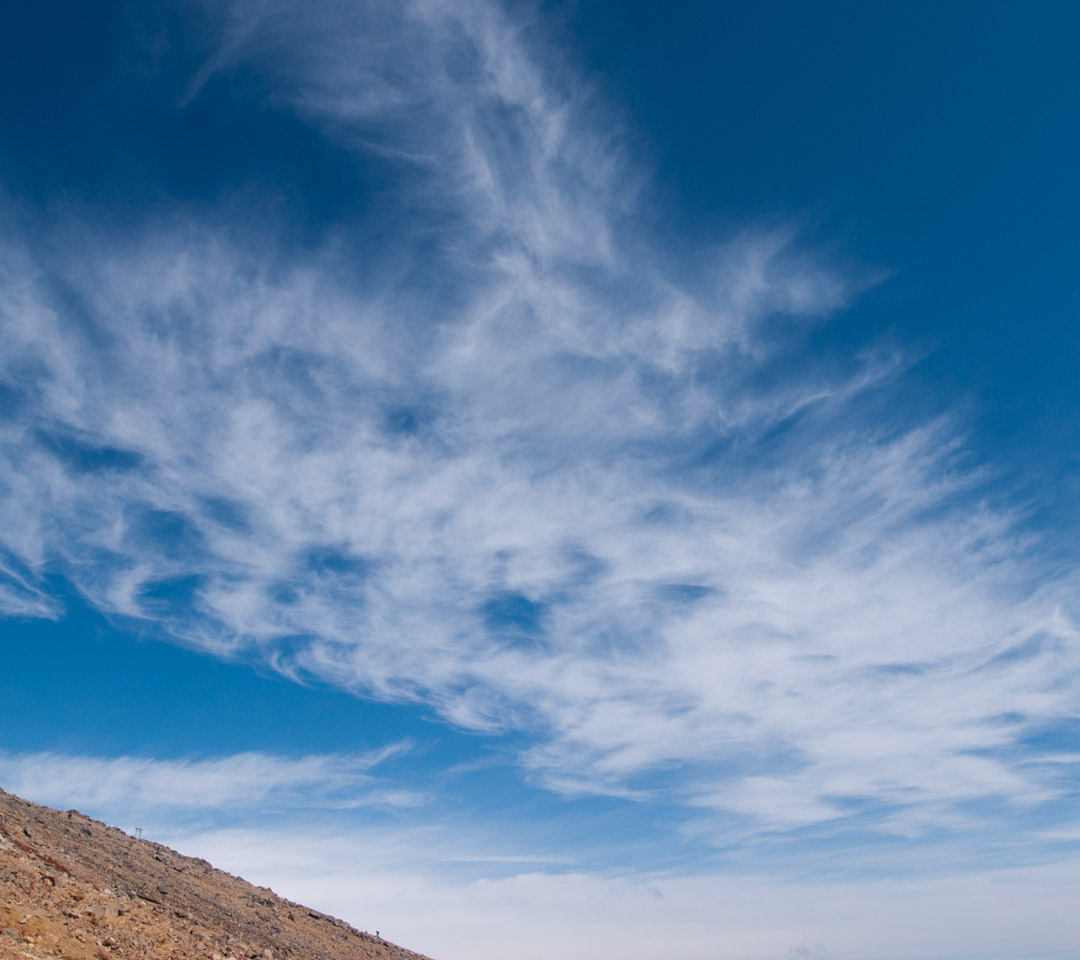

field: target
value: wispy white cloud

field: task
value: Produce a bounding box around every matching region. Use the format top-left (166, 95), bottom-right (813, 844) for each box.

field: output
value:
top-left (0, 746), bottom-right (420, 815)
top-left (0, 0), bottom-right (1077, 853)
top-left (0, 554), bottom-right (61, 619)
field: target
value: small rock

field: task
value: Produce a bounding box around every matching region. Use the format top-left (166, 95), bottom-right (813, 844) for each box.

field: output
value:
top-left (2, 928), bottom-right (20, 940)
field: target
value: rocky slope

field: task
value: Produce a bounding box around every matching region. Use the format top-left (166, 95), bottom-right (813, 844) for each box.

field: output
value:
top-left (0, 788), bottom-right (434, 960)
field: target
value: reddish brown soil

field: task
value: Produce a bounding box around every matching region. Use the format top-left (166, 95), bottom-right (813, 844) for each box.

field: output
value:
top-left (0, 788), bottom-right (434, 960)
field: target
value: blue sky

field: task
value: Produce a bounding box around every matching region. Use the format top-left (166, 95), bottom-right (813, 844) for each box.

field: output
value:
top-left (1, 2), bottom-right (1079, 958)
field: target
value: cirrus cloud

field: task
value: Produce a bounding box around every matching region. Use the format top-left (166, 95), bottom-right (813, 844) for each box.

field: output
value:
top-left (0, 0), bottom-right (1077, 854)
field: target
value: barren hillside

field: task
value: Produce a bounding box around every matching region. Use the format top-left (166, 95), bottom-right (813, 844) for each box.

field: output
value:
top-left (0, 788), bottom-right (434, 960)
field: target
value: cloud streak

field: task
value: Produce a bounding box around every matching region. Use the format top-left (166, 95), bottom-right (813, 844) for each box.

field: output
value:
top-left (0, 746), bottom-right (419, 815)
top-left (0, 0), bottom-right (1077, 854)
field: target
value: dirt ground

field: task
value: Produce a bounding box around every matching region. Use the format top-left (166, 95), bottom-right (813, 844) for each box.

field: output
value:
top-left (0, 788), bottom-right (434, 960)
